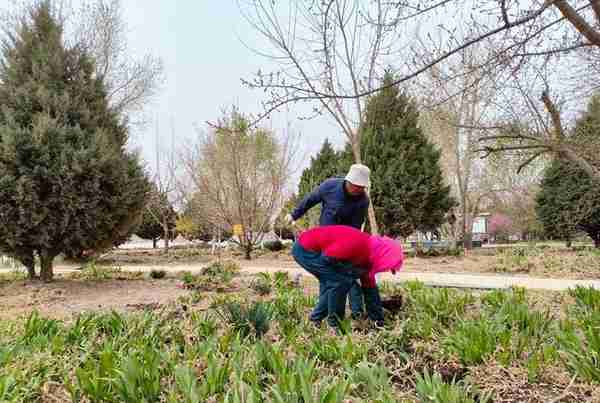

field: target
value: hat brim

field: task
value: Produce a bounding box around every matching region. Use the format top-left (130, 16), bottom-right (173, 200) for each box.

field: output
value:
top-left (345, 176), bottom-right (369, 187)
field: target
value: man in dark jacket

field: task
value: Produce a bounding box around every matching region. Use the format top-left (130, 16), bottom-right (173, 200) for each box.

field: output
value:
top-left (286, 164), bottom-right (371, 320)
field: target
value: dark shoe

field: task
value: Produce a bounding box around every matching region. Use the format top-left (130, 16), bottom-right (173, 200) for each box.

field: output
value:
top-left (309, 319), bottom-right (323, 328)
top-left (351, 312), bottom-right (365, 320)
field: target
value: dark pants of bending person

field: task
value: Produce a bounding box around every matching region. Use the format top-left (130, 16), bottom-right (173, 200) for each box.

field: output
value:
top-left (292, 242), bottom-right (383, 327)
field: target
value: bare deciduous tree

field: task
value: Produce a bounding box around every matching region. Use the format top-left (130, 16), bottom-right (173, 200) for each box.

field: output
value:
top-left (240, 0), bottom-right (600, 180)
top-left (238, 0), bottom-right (400, 233)
top-left (69, 0), bottom-right (164, 122)
top-left (182, 109), bottom-right (296, 259)
top-left (144, 119), bottom-right (178, 252)
top-left (2, 0), bottom-right (164, 124)
top-left (419, 44), bottom-right (502, 248)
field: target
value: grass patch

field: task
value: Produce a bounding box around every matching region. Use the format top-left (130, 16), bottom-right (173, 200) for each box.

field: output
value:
top-left (0, 282), bottom-right (597, 401)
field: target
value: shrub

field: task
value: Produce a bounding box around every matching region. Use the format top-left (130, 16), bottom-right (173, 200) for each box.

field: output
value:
top-left (149, 269), bottom-right (167, 279)
top-left (263, 240), bottom-right (284, 252)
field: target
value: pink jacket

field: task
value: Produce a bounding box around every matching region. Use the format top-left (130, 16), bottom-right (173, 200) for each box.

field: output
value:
top-left (298, 225), bottom-right (404, 287)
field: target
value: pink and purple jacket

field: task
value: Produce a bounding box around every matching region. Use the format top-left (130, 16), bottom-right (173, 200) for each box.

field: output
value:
top-left (298, 225), bottom-right (404, 287)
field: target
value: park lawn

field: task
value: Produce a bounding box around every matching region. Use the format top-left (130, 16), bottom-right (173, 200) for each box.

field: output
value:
top-left (0, 263), bottom-right (599, 402)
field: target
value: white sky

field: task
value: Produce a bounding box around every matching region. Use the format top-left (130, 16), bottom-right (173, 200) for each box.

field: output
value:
top-left (118, 1), bottom-right (343, 184)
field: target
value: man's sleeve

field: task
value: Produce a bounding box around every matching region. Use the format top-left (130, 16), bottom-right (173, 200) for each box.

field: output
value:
top-left (291, 183), bottom-right (324, 221)
top-left (352, 198), bottom-right (369, 230)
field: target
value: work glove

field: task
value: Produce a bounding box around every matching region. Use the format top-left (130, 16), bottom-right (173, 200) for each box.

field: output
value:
top-left (362, 286), bottom-right (384, 323)
top-left (285, 214), bottom-right (295, 226)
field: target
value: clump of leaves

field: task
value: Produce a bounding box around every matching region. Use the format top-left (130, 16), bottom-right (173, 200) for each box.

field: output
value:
top-left (181, 271), bottom-right (196, 286)
top-left (250, 273), bottom-right (272, 296)
top-left (557, 287), bottom-right (600, 383)
top-left (402, 281), bottom-right (473, 339)
top-left (569, 286), bottom-right (600, 314)
top-left (463, 288), bottom-right (558, 375)
top-left (216, 301), bottom-right (273, 339)
top-left (415, 370), bottom-right (493, 403)
top-left (72, 261), bottom-right (124, 281)
top-left (21, 311), bottom-right (62, 347)
top-left (202, 260), bottom-right (240, 281)
top-left (114, 347), bottom-right (165, 402)
top-left (442, 318), bottom-right (503, 365)
top-left (181, 260), bottom-right (240, 291)
top-left (273, 271), bottom-right (293, 290)
top-left (0, 375), bottom-right (18, 401)
top-left (174, 356), bottom-right (231, 402)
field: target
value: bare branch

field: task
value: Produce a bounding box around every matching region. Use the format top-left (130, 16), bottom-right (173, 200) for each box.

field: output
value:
top-left (540, 90), bottom-right (565, 141)
top-left (478, 133), bottom-right (545, 143)
top-left (500, 0), bottom-right (510, 26)
top-left (378, 0), bottom-right (455, 24)
top-left (517, 151), bottom-right (547, 173)
top-left (591, 0), bottom-right (600, 24)
top-left (554, 0), bottom-right (600, 46)
top-left (511, 42), bottom-right (593, 57)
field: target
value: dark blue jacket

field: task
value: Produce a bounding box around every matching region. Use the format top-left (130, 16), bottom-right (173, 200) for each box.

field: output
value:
top-left (291, 178), bottom-right (369, 229)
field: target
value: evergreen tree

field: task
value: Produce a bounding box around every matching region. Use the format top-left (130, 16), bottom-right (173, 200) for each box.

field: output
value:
top-left (135, 188), bottom-right (177, 249)
top-left (359, 72), bottom-right (454, 237)
top-left (536, 94), bottom-right (600, 247)
top-left (0, 2), bottom-right (149, 280)
top-left (298, 138), bottom-right (342, 198)
top-left (297, 138), bottom-right (344, 227)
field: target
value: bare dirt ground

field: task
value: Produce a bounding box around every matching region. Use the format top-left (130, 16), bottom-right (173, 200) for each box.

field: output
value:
top-left (2, 244), bottom-right (597, 320)
top-left (0, 277), bottom-right (188, 320)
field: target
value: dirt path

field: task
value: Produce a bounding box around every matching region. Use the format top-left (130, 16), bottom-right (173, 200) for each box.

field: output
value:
top-left (0, 278), bottom-right (188, 320)
top-left (50, 260), bottom-right (600, 290)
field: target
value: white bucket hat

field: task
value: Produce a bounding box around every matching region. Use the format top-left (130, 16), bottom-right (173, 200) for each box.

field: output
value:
top-left (345, 164), bottom-right (370, 187)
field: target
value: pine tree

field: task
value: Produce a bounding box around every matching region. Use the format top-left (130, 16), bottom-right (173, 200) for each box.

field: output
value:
top-left (0, 2), bottom-right (149, 281)
top-left (297, 138), bottom-right (344, 227)
top-left (298, 138), bottom-right (342, 198)
top-left (359, 72), bottom-right (454, 237)
top-left (536, 94), bottom-right (600, 247)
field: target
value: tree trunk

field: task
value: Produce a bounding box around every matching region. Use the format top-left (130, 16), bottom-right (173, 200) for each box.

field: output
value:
top-left (352, 138), bottom-right (379, 235)
top-left (462, 200), bottom-right (473, 250)
top-left (163, 219), bottom-right (170, 253)
top-left (39, 251), bottom-right (54, 282)
top-left (152, 238), bottom-right (157, 249)
top-left (20, 253), bottom-right (36, 279)
top-left (26, 264), bottom-right (36, 279)
top-left (244, 246), bottom-right (252, 260)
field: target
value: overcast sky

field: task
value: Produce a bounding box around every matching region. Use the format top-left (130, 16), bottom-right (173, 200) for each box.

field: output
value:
top-left (117, 1), bottom-right (342, 182)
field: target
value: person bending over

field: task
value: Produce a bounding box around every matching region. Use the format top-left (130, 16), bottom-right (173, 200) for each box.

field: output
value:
top-left (292, 225), bottom-right (404, 329)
